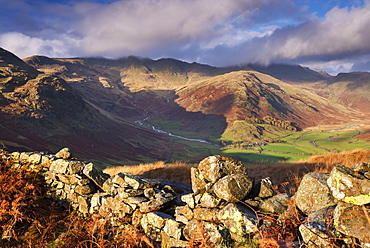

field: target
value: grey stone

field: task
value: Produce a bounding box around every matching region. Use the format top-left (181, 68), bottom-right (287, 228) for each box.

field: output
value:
top-left (333, 203), bottom-right (370, 244)
top-left (299, 223), bottom-right (335, 248)
top-left (327, 164), bottom-right (370, 205)
top-left (259, 193), bottom-right (291, 214)
top-left (163, 219), bottom-right (184, 240)
top-left (197, 155), bottom-right (247, 183)
top-left (199, 192), bottom-right (222, 208)
top-left (217, 203), bottom-right (258, 236)
top-left (66, 161), bottom-right (85, 174)
top-left (55, 148), bottom-right (72, 160)
top-left (161, 231), bottom-right (188, 248)
top-left (123, 173), bottom-right (161, 189)
top-left (49, 159), bottom-right (69, 174)
top-left (193, 207), bottom-right (219, 221)
top-left (83, 162), bottom-right (110, 189)
top-left (295, 172), bottom-right (336, 215)
top-left (29, 153), bottom-right (42, 165)
top-left (212, 174), bottom-right (253, 202)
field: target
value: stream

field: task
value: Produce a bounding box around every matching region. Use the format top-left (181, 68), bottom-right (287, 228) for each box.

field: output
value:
top-left (135, 117), bottom-right (221, 147)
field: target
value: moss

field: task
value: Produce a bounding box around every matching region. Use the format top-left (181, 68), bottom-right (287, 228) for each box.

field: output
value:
top-left (343, 194), bottom-right (370, 205)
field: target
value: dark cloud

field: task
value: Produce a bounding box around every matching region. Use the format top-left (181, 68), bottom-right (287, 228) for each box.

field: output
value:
top-left (0, 0), bottom-right (369, 74)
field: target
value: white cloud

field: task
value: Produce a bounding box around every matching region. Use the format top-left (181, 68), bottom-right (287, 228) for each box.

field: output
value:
top-left (73, 0), bottom-right (296, 57)
top-left (214, 2), bottom-right (370, 68)
top-left (0, 32), bottom-right (80, 58)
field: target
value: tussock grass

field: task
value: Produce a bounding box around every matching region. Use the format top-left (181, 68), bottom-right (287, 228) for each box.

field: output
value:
top-left (104, 161), bottom-right (195, 184)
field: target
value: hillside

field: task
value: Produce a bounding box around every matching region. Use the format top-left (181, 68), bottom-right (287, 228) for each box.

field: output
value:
top-left (0, 47), bottom-right (369, 165)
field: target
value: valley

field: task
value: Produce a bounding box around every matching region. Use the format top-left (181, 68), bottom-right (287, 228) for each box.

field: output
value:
top-left (1, 47), bottom-right (370, 167)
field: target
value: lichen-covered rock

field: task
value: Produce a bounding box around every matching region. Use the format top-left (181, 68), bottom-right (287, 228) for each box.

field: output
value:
top-left (213, 174), bottom-right (253, 202)
top-left (161, 231), bottom-right (188, 248)
top-left (163, 219), bottom-right (184, 240)
top-left (199, 192), bottom-right (221, 208)
top-left (193, 207), bottom-right (219, 221)
top-left (327, 164), bottom-right (370, 205)
top-left (183, 220), bottom-right (228, 246)
top-left (217, 203), bottom-right (258, 236)
top-left (50, 159), bottom-right (69, 174)
top-left (252, 177), bottom-right (275, 198)
top-left (295, 172), bottom-right (336, 214)
top-left (197, 155), bottom-right (247, 183)
top-left (299, 223), bottom-right (335, 248)
top-left (55, 147), bottom-right (72, 160)
top-left (83, 162), bottom-right (110, 189)
top-left (122, 173), bottom-right (161, 190)
top-left (333, 203), bottom-right (370, 244)
top-left (139, 195), bottom-right (176, 213)
top-left (259, 193), bottom-right (291, 214)
top-left (190, 167), bottom-right (207, 194)
top-left (140, 212), bottom-right (173, 241)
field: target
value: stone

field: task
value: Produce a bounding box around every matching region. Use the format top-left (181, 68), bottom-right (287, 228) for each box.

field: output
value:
top-left (212, 174), bottom-right (253, 202)
top-left (251, 177), bottom-right (275, 198)
top-left (190, 167), bottom-right (207, 194)
top-left (117, 188), bottom-right (145, 199)
top-left (175, 205), bottom-right (194, 221)
top-left (28, 153), bottom-right (42, 165)
top-left (183, 220), bottom-right (227, 246)
top-left (327, 165), bottom-right (370, 205)
top-left (217, 203), bottom-right (258, 236)
top-left (124, 196), bottom-right (148, 206)
top-left (295, 172), bottom-right (336, 215)
top-left (123, 173), bottom-right (160, 189)
top-left (19, 152), bottom-right (30, 164)
top-left (83, 162), bottom-right (110, 190)
top-left (333, 203), bottom-right (370, 244)
top-left (55, 148), bottom-right (72, 160)
top-left (199, 192), bottom-right (221, 208)
top-left (299, 223), bottom-right (335, 248)
top-left (181, 193), bottom-right (195, 209)
top-left (140, 212), bottom-right (173, 242)
top-left (75, 184), bottom-right (95, 195)
top-left (49, 159), bottom-right (69, 174)
top-left (163, 219), bottom-right (184, 240)
top-left (161, 231), bottom-right (188, 248)
top-left (78, 195), bottom-right (91, 214)
top-left (66, 161), bottom-right (85, 174)
top-left (193, 207), bottom-right (219, 221)
top-left (139, 196), bottom-right (176, 213)
top-left (259, 193), bottom-right (291, 214)
top-left (197, 155), bottom-right (247, 183)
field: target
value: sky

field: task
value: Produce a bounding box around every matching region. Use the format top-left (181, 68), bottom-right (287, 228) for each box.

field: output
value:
top-left (0, 0), bottom-right (370, 75)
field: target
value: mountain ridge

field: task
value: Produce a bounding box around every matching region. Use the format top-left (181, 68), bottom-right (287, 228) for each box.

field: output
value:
top-left (1, 48), bottom-right (370, 165)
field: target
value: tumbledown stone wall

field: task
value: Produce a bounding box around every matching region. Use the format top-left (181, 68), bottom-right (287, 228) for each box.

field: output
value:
top-left (6, 148), bottom-right (370, 247)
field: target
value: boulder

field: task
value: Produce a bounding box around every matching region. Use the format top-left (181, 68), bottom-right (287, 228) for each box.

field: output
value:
top-left (197, 155), bottom-right (247, 183)
top-left (295, 172), bottom-right (336, 215)
top-left (259, 193), bottom-right (291, 214)
top-left (217, 203), bottom-right (258, 236)
top-left (327, 164), bottom-right (370, 205)
top-left (55, 147), bottom-right (72, 160)
top-left (333, 203), bottom-right (370, 244)
top-left (212, 174), bottom-right (253, 202)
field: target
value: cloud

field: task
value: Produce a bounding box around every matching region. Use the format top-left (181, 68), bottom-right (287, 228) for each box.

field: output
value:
top-left (0, 32), bottom-right (80, 58)
top-left (203, 2), bottom-right (370, 69)
top-left (74, 0), bottom-right (299, 58)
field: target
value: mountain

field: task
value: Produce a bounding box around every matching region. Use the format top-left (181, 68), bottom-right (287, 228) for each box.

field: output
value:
top-left (0, 49), bottom-right (185, 167)
top-left (1, 48), bottom-right (369, 165)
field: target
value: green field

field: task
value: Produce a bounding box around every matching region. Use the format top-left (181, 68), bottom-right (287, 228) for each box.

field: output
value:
top-left (151, 119), bottom-right (370, 164)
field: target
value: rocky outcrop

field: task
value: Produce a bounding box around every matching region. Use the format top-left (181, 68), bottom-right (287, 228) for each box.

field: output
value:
top-left (5, 149), bottom-right (370, 247)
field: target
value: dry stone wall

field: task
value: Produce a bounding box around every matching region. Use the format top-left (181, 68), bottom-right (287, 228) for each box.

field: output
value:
top-left (6, 148), bottom-right (370, 247)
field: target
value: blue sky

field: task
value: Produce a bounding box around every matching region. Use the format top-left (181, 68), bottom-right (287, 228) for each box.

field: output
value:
top-left (0, 0), bottom-right (369, 75)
